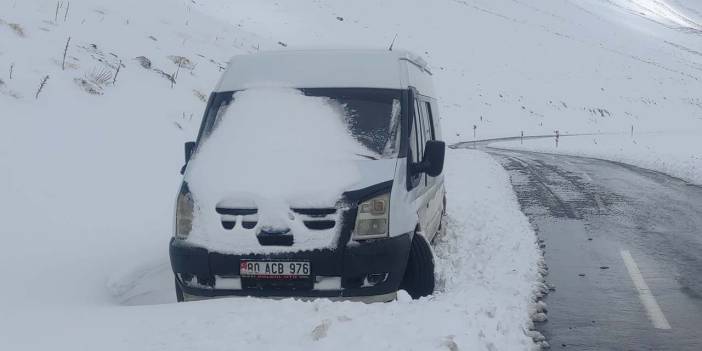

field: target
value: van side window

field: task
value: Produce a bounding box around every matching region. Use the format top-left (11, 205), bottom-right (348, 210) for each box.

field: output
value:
top-left (407, 98), bottom-right (427, 189)
top-left (415, 100), bottom-right (426, 160)
top-left (409, 109), bottom-right (419, 164)
top-left (429, 101), bottom-right (442, 140)
top-left (421, 101), bottom-right (434, 142)
top-left (423, 101), bottom-right (435, 140)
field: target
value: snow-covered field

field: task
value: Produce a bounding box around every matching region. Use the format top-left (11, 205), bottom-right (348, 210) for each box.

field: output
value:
top-left (491, 131), bottom-right (702, 185)
top-left (1, 147), bottom-right (542, 350)
top-left (1, 2), bottom-right (543, 349)
top-left (2, 0), bottom-right (701, 349)
top-left (192, 0), bottom-right (702, 141)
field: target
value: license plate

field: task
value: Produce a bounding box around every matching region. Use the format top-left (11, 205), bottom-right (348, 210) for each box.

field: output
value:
top-left (240, 260), bottom-right (310, 279)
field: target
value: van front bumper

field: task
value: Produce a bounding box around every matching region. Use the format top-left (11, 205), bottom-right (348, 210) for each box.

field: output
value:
top-left (169, 233), bottom-right (412, 301)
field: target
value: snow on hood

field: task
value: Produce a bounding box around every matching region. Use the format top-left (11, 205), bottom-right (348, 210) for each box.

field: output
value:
top-left (184, 88), bottom-right (392, 253)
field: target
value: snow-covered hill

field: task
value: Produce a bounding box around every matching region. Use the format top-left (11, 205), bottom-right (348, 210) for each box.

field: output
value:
top-left (0, 0), bottom-right (264, 307)
top-left (1, 0), bottom-right (701, 349)
top-left (192, 0), bottom-right (702, 140)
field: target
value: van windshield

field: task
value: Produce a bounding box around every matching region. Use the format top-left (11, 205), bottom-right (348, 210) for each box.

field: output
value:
top-left (198, 88), bottom-right (403, 158)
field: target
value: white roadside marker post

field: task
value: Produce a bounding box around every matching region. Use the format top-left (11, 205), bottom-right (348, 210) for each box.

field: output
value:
top-left (473, 124), bottom-right (477, 149)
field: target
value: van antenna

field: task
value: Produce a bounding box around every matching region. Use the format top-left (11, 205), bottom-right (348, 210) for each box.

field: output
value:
top-left (388, 33), bottom-right (398, 51)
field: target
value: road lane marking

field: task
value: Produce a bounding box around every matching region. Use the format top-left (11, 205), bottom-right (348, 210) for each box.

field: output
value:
top-left (620, 250), bottom-right (672, 330)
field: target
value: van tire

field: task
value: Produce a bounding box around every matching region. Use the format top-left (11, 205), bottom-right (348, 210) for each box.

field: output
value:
top-left (401, 233), bottom-right (435, 299)
top-left (175, 278), bottom-right (184, 302)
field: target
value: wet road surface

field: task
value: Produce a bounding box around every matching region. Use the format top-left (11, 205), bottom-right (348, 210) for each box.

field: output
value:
top-left (488, 148), bottom-right (702, 350)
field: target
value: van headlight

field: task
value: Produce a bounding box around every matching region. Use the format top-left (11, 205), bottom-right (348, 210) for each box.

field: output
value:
top-left (353, 193), bottom-right (389, 240)
top-left (175, 189), bottom-right (194, 240)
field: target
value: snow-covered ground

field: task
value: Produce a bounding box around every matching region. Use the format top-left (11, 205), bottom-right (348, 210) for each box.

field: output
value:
top-left (192, 0), bottom-right (702, 141)
top-left (2, 0), bottom-right (701, 349)
top-left (1, 147), bottom-right (542, 351)
top-left (1, 3), bottom-right (542, 349)
top-left (491, 131), bottom-right (702, 185)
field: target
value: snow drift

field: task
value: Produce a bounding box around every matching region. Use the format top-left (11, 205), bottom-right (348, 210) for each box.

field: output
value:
top-left (8, 0), bottom-right (702, 349)
top-left (1, 147), bottom-right (543, 351)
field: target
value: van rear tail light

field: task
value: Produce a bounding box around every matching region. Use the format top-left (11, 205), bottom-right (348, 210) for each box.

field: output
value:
top-left (353, 193), bottom-right (390, 240)
top-left (175, 189), bottom-right (194, 240)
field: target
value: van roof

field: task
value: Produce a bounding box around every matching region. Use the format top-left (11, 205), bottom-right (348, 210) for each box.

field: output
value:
top-left (214, 49), bottom-right (434, 93)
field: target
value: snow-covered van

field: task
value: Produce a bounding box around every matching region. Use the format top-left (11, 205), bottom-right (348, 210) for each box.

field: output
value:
top-left (170, 49), bottom-right (446, 302)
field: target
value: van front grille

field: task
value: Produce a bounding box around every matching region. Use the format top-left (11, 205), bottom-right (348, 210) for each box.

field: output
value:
top-left (216, 207), bottom-right (258, 230)
top-left (216, 207), bottom-right (257, 216)
top-left (215, 207), bottom-right (339, 231)
top-left (293, 208), bottom-right (338, 230)
top-left (303, 220), bottom-right (336, 230)
top-left (291, 208), bottom-right (337, 217)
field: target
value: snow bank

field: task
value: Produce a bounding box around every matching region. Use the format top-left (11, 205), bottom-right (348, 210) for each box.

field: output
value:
top-left (491, 131), bottom-right (702, 185)
top-left (1, 149), bottom-right (541, 351)
top-left (185, 88), bottom-right (373, 252)
top-left (0, 0), bottom-right (606, 348)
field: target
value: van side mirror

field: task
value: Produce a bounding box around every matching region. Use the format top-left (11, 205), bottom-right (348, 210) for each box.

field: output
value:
top-left (180, 141), bottom-right (196, 175)
top-left (413, 140), bottom-right (445, 177)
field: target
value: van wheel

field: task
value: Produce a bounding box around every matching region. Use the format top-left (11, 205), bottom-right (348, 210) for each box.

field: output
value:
top-left (175, 278), bottom-right (184, 302)
top-left (401, 233), bottom-right (435, 299)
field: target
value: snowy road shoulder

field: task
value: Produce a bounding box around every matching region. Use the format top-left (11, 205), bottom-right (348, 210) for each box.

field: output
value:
top-left (1, 149), bottom-right (542, 351)
top-left (119, 149), bottom-right (542, 351)
top-left (125, 149), bottom-right (542, 351)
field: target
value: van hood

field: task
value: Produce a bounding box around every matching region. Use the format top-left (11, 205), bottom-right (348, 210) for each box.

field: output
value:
top-left (345, 159), bottom-right (396, 191)
top-left (211, 158), bottom-right (397, 209)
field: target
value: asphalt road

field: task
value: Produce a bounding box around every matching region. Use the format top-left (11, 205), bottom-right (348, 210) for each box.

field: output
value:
top-left (487, 148), bottom-right (702, 351)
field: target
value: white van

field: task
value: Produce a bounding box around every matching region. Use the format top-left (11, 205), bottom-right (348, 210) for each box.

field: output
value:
top-left (170, 49), bottom-right (446, 302)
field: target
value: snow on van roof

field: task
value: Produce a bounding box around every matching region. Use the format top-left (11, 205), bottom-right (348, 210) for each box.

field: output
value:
top-left (214, 49), bottom-right (432, 92)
